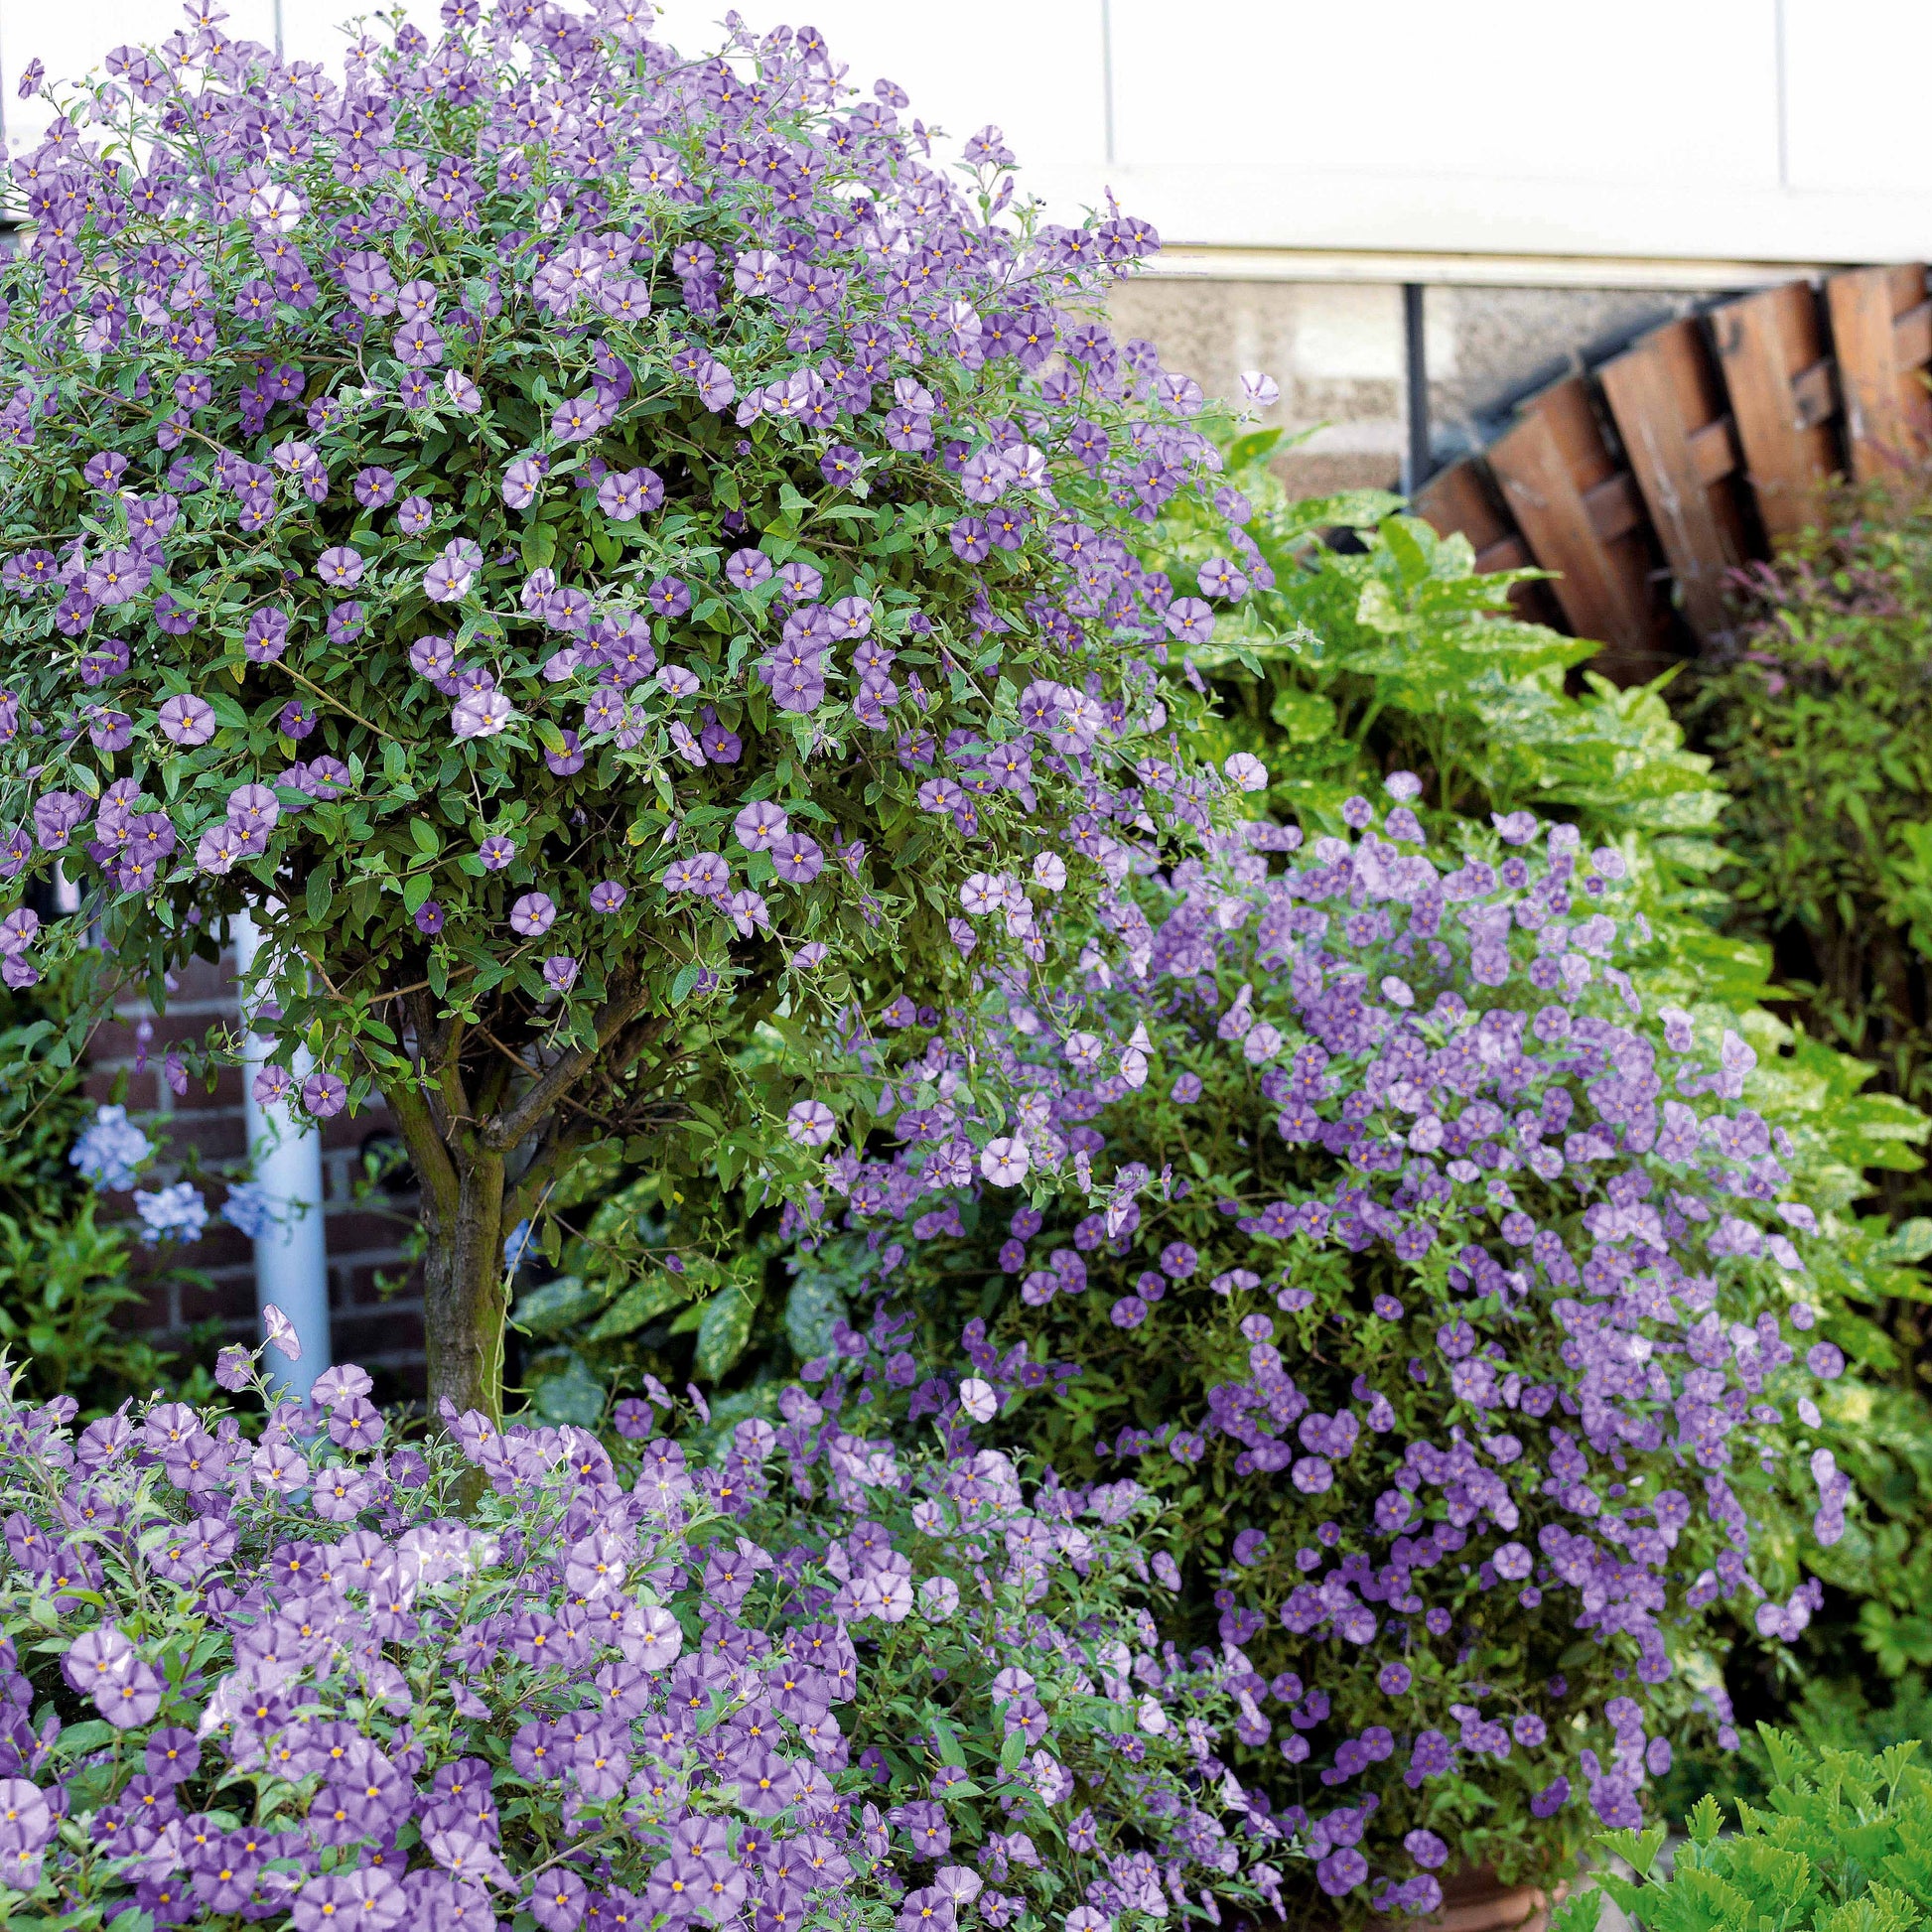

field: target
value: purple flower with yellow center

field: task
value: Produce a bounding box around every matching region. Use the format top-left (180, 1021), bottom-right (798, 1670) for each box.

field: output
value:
top-left (301, 1070), bottom-right (347, 1119)
top-left (502, 457), bottom-right (545, 509)
top-left (769, 833), bottom-right (824, 885)
top-left (352, 466), bottom-right (397, 508)
top-left (734, 801), bottom-right (788, 852)
top-left (820, 444), bottom-right (865, 488)
top-left (278, 700), bottom-right (316, 740)
top-left (326, 601), bottom-right (364, 644)
top-left (596, 467), bottom-right (663, 520)
top-left (158, 693), bottom-right (217, 747)
top-left (85, 547), bottom-right (149, 606)
top-left (397, 494), bottom-right (435, 536)
top-left (393, 317), bottom-right (445, 366)
top-left (453, 689), bottom-right (512, 739)
top-left (243, 609), bottom-right (289, 662)
top-left (647, 575), bottom-right (692, 620)
top-left (545, 730), bottom-right (585, 775)
top-left (74, 636), bottom-right (125, 686)
top-left (551, 392), bottom-right (610, 442)
top-left (479, 835), bottom-right (515, 870)
top-left (590, 880), bottom-right (627, 913)
top-left (424, 540), bottom-right (477, 603)
top-left (414, 901), bottom-right (445, 935)
top-left (726, 547), bottom-right (772, 591)
top-left (317, 545), bottom-right (364, 589)
top-left (509, 893), bottom-right (556, 936)
top-left (410, 635), bottom-right (458, 683)
top-left (252, 1065), bottom-right (294, 1106)
top-left (542, 955), bottom-right (579, 993)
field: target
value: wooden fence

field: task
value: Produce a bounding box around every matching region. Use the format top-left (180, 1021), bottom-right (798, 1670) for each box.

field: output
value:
top-left (1413, 263), bottom-right (1932, 677)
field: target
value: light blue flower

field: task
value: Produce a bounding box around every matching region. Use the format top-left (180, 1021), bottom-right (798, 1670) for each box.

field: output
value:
top-left (69, 1104), bottom-right (153, 1192)
top-left (133, 1181), bottom-right (207, 1246)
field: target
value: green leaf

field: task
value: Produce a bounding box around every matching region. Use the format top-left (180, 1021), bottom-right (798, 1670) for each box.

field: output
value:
top-left (511, 1276), bottom-right (601, 1337)
top-left (305, 864), bottom-right (334, 924)
top-left (527, 1351), bottom-right (606, 1427)
top-left (670, 962), bottom-right (702, 1006)
top-left (694, 1288), bottom-right (758, 1380)
top-left (587, 1272), bottom-right (695, 1340)
top-left (410, 819), bottom-right (442, 858)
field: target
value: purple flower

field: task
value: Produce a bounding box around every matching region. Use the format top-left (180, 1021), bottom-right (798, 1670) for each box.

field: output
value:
top-left (157, 693), bottom-right (217, 747)
top-left (769, 834), bottom-right (824, 885)
top-left (415, 901), bottom-right (445, 935)
top-left (821, 444), bottom-right (866, 488)
top-left (542, 955), bottom-right (579, 993)
top-left (425, 540), bottom-right (478, 603)
top-left (244, 609), bottom-right (290, 662)
top-left (453, 690), bottom-right (513, 739)
top-left (479, 836), bottom-right (515, 870)
top-left (317, 545), bottom-right (365, 589)
top-left (353, 466), bottom-right (397, 507)
top-left (510, 893), bottom-right (557, 937)
top-left (1807, 1341), bottom-right (1845, 1379)
top-left (278, 700), bottom-right (317, 740)
top-left (302, 1070), bottom-right (348, 1119)
top-left (590, 881), bottom-right (628, 913)
top-left (327, 602), bottom-right (364, 644)
top-left (398, 494), bottom-right (435, 535)
top-left (647, 576), bottom-right (692, 620)
top-left (502, 458), bottom-right (546, 508)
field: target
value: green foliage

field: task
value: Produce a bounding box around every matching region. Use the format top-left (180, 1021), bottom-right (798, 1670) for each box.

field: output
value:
top-left (0, 956), bottom-right (175, 1411)
top-left (1557, 1733), bottom-right (1932, 1932)
top-left (1143, 437), bottom-right (1723, 866)
top-left (1690, 479), bottom-right (1932, 1203)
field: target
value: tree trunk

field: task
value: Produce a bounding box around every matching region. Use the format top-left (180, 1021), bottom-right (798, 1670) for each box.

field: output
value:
top-left (419, 1151), bottom-right (507, 1424)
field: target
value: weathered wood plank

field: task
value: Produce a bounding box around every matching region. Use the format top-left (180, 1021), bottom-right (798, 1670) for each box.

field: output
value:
top-left (1828, 263), bottom-right (1932, 480)
top-left (1599, 318), bottom-right (1752, 638)
top-left (1710, 282), bottom-right (1838, 538)
top-left (1484, 376), bottom-right (1676, 667)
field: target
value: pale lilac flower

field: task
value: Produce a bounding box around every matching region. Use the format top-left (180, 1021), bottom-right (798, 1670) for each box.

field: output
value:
top-left (980, 1138), bottom-right (1031, 1185)
top-left (302, 1070), bottom-right (347, 1118)
top-left (502, 458), bottom-right (545, 509)
top-left (542, 955), bottom-right (579, 993)
top-left (317, 545), bottom-right (365, 589)
top-left (510, 893), bottom-right (557, 936)
top-left (590, 880), bottom-right (628, 913)
top-left (452, 690), bottom-right (513, 739)
top-left (787, 1099), bottom-right (836, 1147)
top-left (479, 836), bottom-right (515, 870)
top-left (158, 693), bottom-right (217, 746)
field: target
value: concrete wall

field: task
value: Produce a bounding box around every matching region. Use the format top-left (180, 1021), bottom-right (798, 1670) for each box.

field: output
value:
top-left (1109, 276), bottom-right (1713, 496)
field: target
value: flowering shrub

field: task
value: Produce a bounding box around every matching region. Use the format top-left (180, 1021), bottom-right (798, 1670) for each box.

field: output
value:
top-left (0, 1323), bottom-right (1279, 1929)
top-left (0, 3), bottom-right (1244, 1417)
top-left (762, 782), bottom-right (1891, 1912)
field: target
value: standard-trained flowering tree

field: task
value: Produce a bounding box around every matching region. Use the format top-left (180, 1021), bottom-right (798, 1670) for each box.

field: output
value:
top-left (0, 3), bottom-right (1254, 1416)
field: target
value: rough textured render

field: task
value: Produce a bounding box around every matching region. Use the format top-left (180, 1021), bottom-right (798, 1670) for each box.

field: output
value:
top-left (1110, 275), bottom-right (1712, 495)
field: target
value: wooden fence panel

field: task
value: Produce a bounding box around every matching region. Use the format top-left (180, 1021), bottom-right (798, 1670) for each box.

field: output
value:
top-left (1826, 263), bottom-right (1932, 480)
top-left (1412, 458), bottom-right (1568, 631)
top-left (1710, 280), bottom-right (1840, 539)
top-left (1597, 318), bottom-right (1753, 639)
top-left (1483, 375), bottom-right (1681, 670)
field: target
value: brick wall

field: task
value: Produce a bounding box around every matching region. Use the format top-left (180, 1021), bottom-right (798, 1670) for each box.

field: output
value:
top-left (91, 949), bottom-right (426, 1392)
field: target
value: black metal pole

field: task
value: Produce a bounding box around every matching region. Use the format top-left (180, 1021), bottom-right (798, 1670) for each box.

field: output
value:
top-left (1403, 282), bottom-right (1431, 495)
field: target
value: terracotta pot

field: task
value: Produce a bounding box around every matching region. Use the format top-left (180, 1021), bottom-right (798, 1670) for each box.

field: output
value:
top-left (1254, 1865), bottom-right (1567, 1932)
top-left (1423, 1867), bottom-right (1567, 1932)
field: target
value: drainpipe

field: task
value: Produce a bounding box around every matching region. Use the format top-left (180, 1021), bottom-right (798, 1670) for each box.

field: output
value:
top-left (1403, 283), bottom-right (1433, 495)
top-left (230, 907), bottom-right (332, 1400)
